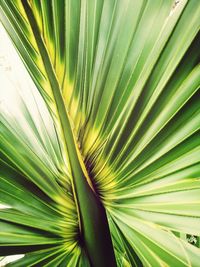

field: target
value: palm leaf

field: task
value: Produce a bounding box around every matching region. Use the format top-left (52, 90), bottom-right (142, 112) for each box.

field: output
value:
top-left (0, 0), bottom-right (200, 266)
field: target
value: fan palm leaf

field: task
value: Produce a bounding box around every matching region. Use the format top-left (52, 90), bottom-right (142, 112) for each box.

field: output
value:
top-left (0, 0), bottom-right (200, 266)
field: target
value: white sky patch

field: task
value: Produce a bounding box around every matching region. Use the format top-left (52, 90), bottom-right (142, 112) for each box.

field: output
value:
top-left (0, 22), bottom-right (56, 153)
top-left (0, 204), bottom-right (11, 209)
top-left (0, 23), bottom-right (23, 110)
top-left (0, 255), bottom-right (24, 267)
top-left (0, 22), bottom-right (50, 123)
top-left (0, 23), bottom-right (32, 115)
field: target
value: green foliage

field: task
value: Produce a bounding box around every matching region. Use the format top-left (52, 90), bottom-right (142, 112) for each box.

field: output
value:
top-left (0, 0), bottom-right (200, 266)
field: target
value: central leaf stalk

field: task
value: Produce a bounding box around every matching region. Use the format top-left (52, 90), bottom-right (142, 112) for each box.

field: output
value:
top-left (21, 1), bottom-right (117, 266)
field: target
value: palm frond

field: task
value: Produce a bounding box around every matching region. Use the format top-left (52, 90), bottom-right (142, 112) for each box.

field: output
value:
top-left (0, 0), bottom-right (200, 266)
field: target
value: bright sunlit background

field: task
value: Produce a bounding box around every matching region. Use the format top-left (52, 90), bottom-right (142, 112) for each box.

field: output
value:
top-left (0, 22), bottom-right (20, 109)
top-left (0, 21), bottom-right (50, 119)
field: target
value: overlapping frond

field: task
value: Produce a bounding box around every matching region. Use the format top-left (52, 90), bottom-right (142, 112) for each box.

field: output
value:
top-left (0, 65), bottom-right (83, 264)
